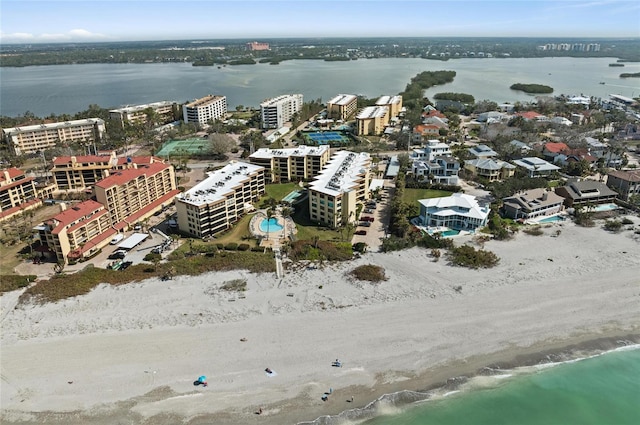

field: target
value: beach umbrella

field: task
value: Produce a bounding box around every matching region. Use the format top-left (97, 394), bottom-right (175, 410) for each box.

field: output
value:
top-left (198, 375), bottom-right (207, 383)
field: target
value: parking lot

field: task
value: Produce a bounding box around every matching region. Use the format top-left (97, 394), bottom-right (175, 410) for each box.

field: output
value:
top-left (351, 182), bottom-right (395, 251)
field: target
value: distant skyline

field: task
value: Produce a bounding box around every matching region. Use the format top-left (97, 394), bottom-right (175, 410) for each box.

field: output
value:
top-left (1, 0), bottom-right (639, 44)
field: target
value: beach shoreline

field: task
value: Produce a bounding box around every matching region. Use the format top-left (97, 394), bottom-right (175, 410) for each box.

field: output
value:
top-left (1, 219), bottom-right (639, 424)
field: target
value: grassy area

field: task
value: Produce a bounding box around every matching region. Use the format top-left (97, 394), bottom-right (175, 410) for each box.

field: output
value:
top-left (264, 183), bottom-right (299, 202)
top-left (402, 188), bottom-right (452, 205)
top-left (291, 198), bottom-right (343, 242)
top-left (1, 274), bottom-right (36, 293)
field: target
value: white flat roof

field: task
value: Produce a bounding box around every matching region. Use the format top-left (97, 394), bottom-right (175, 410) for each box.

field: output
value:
top-left (260, 94), bottom-right (303, 107)
top-left (376, 95), bottom-right (401, 105)
top-left (309, 151), bottom-right (370, 196)
top-left (178, 161), bottom-right (264, 206)
top-left (4, 118), bottom-right (105, 134)
top-left (356, 106), bottom-right (388, 119)
top-left (250, 144), bottom-right (329, 159)
top-left (328, 94), bottom-right (357, 106)
top-left (118, 233), bottom-right (149, 250)
top-left (418, 193), bottom-right (489, 221)
top-left (513, 157), bottom-right (560, 171)
top-left (110, 101), bottom-right (176, 113)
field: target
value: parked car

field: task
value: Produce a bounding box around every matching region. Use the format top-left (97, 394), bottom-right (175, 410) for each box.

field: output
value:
top-left (355, 230), bottom-right (367, 235)
top-left (109, 249), bottom-right (127, 260)
top-left (364, 208), bottom-right (373, 214)
top-left (362, 216), bottom-right (375, 222)
top-left (120, 261), bottom-right (133, 271)
top-left (110, 233), bottom-right (124, 245)
top-left (359, 221), bottom-right (371, 227)
top-left (134, 224), bottom-right (142, 231)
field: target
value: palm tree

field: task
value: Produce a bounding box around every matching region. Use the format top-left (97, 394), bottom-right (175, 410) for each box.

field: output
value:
top-left (266, 209), bottom-right (274, 240)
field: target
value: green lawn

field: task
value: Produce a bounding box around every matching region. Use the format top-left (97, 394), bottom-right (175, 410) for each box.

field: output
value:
top-left (291, 199), bottom-right (343, 242)
top-left (264, 183), bottom-right (299, 202)
top-left (402, 188), bottom-right (452, 205)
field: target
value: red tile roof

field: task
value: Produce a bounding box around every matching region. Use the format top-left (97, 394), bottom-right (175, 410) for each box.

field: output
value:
top-left (544, 142), bottom-right (570, 153)
top-left (95, 162), bottom-right (171, 188)
top-left (0, 176), bottom-right (35, 192)
top-left (50, 200), bottom-right (104, 233)
top-left (65, 209), bottom-right (110, 234)
top-left (0, 198), bottom-right (41, 221)
top-left (414, 124), bottom-right (440, 133)
top-left (53, 155), bottom-right (162, 166)
top-left (0, 167), bottom-right (25, 183)
top-left (421, 110), bottom-right (446, 119)
top-left (516, 111), bottom-right (543, 120)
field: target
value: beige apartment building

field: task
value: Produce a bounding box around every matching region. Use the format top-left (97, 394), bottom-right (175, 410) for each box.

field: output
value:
top-left (94, 162), bottom-right (179, 226)
top-left (327, 94), bottom-right (358, 121)
top-left (356, 106), bottom-right (389, 136)
top-left (308, 151), bottom-right (372, 228)
top-left (0, 167), bottom-right (41, 223)
top-left (376, 95), bottom-right (403, 118)
top-left (52, 152), bottom-right (163, 191)
top-left (3, 118), bottom-right (106, 156)
top-left (182, 95), bottom-right (227, 126)
top-left (175, 161), bottom-right (265, 238)
top-left (248, 145), bottom-right (331, 183)
top-left (38, 200), bottom-right (116, 264)
top-left (109, 101), bottom-right (178, 128)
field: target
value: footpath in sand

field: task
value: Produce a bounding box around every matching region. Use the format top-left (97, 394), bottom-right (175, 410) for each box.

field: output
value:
top-left (1, 219), bottom-right (639, 425)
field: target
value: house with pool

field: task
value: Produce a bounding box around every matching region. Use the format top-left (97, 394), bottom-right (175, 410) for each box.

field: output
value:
top-left (502, 189), bottom-right (565, 221)
top-left (418, 193), bottom-right (490, 233)
top-left (175, 161), bottom-right (265, 238)
top-left (554, 179), bottom-right (618, 208)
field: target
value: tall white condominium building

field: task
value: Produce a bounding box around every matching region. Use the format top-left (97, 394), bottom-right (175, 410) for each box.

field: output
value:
top-left (308, 151), bottom-right (372, 228)
top-left (109, 101), bottom-right (178, 128)
top-left (175, 161), bottom-right (265, 238)
top-left (2, 119), bottom-right (106, 156)
top-left (182, 95), bottom-right (227, 126)
top-left (260, 94), bottom-right (304, 129)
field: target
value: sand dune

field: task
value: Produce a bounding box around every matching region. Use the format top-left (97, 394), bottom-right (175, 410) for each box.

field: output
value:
top-left (1, 219), bottom-right (639, 424)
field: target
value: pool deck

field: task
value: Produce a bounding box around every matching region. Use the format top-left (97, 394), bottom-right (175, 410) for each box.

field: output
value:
top-left (249, 209), bottom-right (297, 248)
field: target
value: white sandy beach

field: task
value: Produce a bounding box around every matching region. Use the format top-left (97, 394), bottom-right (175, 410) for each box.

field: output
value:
top-left (1, 219), bottom-right (639, 424)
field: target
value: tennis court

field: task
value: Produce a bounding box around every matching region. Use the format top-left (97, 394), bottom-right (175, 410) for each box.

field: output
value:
top-left (303, 131), bottom-right (351, 146)
top-left (155, 138), bottom-right (211, 157)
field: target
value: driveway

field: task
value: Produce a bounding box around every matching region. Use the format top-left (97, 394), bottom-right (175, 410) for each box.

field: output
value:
top-left (352, 181), bottom-right (395, 252)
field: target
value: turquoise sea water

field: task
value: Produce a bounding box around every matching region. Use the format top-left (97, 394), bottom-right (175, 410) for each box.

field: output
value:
top-left (360, 347), bottom-right (640, 425)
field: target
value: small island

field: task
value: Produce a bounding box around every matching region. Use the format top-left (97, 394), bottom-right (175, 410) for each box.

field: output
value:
top-left (433, 92), bottom-right (475, 103)
top-left (609, 63), bottom-right (624, 67)
top-left (510, 83), bottom-right (554, 94)
top-left (620, 72), bottom-right (640, 78)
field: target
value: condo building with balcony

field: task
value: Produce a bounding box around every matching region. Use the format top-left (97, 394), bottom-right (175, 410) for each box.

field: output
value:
top-left (52, 153), bottom-right (164, 191)
top-left (175, 161), bottom-right (265, 238)
top-left (260, 94), bottom-right (303, 129)
top-left (375, 95), bottom-right (403, 119)
top-left (356, 106), bottom-right (389, 136)
top-left (37, 200), bottom-right (115, 264)
top-left (2, 119), bottom-right (106, 156)
top-left (94, 162), bottom-right (179, 226)
top-left (0, 167), bottom-right (41, 223)
top-left (109, 101), bottom-right (178, 128)
top-left (327, 94), bottom-right (358, 121)
top-left (308, 151), bottom-right (372, 228)
top-left (182, 95), bottom-right (227, 126)
top-left (248, 145), bottom-right (331, 183)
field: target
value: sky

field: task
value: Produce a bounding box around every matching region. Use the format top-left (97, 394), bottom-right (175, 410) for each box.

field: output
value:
top-left (1, 0), bottom-right (639, 44)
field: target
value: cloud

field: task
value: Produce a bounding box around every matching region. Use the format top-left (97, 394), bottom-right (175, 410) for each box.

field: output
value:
top-left (0, 29), bottom-right (109, 43)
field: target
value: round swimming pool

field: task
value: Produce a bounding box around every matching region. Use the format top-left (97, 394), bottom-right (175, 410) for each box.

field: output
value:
top-left (259, 217), bottom-right (284, 232)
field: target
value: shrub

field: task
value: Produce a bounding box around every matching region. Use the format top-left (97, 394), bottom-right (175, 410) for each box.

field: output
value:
top-left (144, 252), bottom-right (162, 262)
top-left (216, 243), bottom-right (224, 249)
top-left (603, 220), bottom-right (623, 232)
top-left (447, 245), bottom-right (499, 269)
top-left (353, 242), bottom-right (367, 253)
top-left (350, 264), bottom-right (386, 283)
top-left (224, 242), bottom-right (238, 251)
top-left (251, 246), bottom-right (264, 252)
top-left (522, 226), bottom-right (544, 236)
top-left (238, 243), bottom-right (250, 251)
top-left (621, 218), bottom-right (634, 225)
top-left (220, 278), bottom-right (247, 292)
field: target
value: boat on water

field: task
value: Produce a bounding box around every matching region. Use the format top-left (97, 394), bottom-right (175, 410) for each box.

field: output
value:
top-left (599, 82), bottom-right (606, 85)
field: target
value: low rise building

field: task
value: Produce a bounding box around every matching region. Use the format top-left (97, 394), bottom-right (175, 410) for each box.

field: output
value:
top-left (260, 94), bottom-right (303, 129)
top-left (375, 95), bottom-right (403, 119)
top-left (606, 170), bottom-right (640, 202)
top-left (327, 94), bottom-right (358, 121)
top-left (502, 189), bottom-right (565, 220)
top-left (555, 180), bottom-right (618, 207)
top-left (512, 157), bottom-right (560, 177)
top-left (308, 151), bottom-right (372, 228)
top-left (464, 158), bottom-right (515, 182)
top-left (3, 119), bottom-right (105, 156)
top-left (94, 162), bottom-right (179, 226)
top-left (109, 101), bottom-right (178, 128)
top-left (0, 167), bottom-right (41, 223)
top-left (468, 144), bottom-right (498, 159)
top-left (356, 106), bottom-right (389, 136)
top-left (183, 95), bottom-right (227, 126)
top-left (175, 162), bottom-right (265, 238)
top-left (418, 193), bottom-right (489, 231)
top-left (249, 145), bottom-right (331, 183)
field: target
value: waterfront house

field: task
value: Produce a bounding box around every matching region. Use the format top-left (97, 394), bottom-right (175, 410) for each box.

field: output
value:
top-left (418, 193), bottom-right (489, 231)
top-left (512, 157), bottom-right (560, 177)
top-left (606, 170), bottom-right (640, 202)
top-left (502, 189), bottom-right (564, 220)
top-left (464, 158), bottom-right (515, 182)
top-left (554, 179), bottom-right (618, 207)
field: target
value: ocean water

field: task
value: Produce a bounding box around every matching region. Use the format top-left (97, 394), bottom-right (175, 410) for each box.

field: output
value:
top-left (358, 347), bottom-right (640, 425)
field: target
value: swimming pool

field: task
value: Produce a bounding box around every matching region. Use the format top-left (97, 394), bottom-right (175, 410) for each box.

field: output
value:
top-left (259, 217), bottom-right (284, 232)
top-left (537, 215), bottom-right (565, 223)
top-left (592, 203), bottom-right (619, 212)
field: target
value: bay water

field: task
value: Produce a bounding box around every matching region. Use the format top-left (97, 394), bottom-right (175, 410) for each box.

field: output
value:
top-left (355, 346), bottom-right (640, 425)
top-left (2, 57), bottom-right (639, 117)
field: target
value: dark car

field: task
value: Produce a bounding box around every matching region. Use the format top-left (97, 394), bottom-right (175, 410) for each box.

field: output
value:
top-left (108, 250), bottom-right (127, 260)
top-left (362, 216), bottom-right (375, 222)
top-left (355, 230), bottom-right (367, 235)
top-left (359, 221), bottom-right (371, 227)
top-left (120, 261), bottom-right (133, 271)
